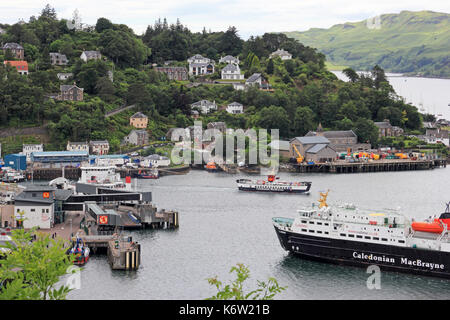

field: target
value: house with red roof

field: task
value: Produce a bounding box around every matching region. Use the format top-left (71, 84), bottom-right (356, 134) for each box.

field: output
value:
top-left (3, 60), bottom-right (29, 75)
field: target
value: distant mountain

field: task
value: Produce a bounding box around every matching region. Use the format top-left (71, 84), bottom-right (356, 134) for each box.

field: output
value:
top-left (285, 10), bottom-right (450, 78)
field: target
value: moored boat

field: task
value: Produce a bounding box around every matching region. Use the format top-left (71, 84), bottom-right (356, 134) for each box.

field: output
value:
top-left (273, 194), bottom-right (450, 279)
top-left (132, 168), bottom-right (159, 179)
top-left (68, 236), bottom-right (90, 266)
top-left (236, 175), bottom-right (311, 194)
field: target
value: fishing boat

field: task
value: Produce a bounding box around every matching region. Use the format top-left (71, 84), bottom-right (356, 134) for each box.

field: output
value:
top-left (205, 162), bottom-right (218, 172)
top-left (68, 236), bottom-right (90, 266)
top-left (132, 168), bottom-right (159, 179)
top-left (273, 193), bottom-right (450, 279)
top-left (236, 175), bottom-right (312, 194)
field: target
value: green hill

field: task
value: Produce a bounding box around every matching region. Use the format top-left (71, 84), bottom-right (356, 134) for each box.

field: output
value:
top-left (285, 10), bottom-right (450, 78)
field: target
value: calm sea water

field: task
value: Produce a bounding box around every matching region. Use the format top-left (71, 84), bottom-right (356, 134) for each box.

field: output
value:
top-left (68, 167), bottom-right (450, 300)
top-left (332, 71), bottom-right (450, 121)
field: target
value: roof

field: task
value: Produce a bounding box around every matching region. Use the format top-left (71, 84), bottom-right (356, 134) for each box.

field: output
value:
top-left (271, 49), bottom-right (291, 57)
top-left (2, 43), bottom-right (23, 50)
top-left (54, 189), bottom-right (74, 201)
top-left (374, 121), bottom-right (392, 129)
top-left (82, 51), bottom-right (101, 58)
top-left (68, 141), bottom-right (88, 145)
top-left (90, 140), bottom-right (109, 145)
top-left (306, 144), bottom-right (328, 154)
top-left (191, 100), bottom-right (215, 107)
top-left (222, 63), bottom-right (239, 72)
top-left (131, 112), bottom-right (148, 119)
top-left (60, 84), bottom-right (83, 92)
top-left (291, 136), bottom-right (330, 145)
top-left (246, 73), bottom-right (261, 83)
top-left (4, 60), bottom-right (28, 69)
top-left (90, 154), bottom-right (129, 159)
top-left (50, 52), bottom-right (68, 60)
top-left (269, 140), bottom-right (290, 150)
top-left (228, 102), bottom-right (243, 107)
top-left (32, 151), bottom-right (89, 157)
top-left (306, 130), bottom-right (357, 138)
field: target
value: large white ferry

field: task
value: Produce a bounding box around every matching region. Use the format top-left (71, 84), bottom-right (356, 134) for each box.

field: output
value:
top-left (236, 175), bottom-right (311, 194)
top-left (79, 166), bottom-right (126, 189)
top-left (273, 192), bottom-right (450, 278)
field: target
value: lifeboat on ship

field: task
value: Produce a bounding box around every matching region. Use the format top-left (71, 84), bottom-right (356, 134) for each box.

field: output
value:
top-left (412, 210), bottom-right (450, 234)
top-left (205, 162), bottom-right (218, 172)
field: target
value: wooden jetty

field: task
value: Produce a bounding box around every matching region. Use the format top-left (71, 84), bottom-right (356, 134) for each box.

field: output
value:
top-left (26, 167), bottom-right (80, 180)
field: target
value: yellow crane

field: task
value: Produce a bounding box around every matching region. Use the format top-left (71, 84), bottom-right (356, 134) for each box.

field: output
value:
top-left (292, 144), bottom-right (304, 164)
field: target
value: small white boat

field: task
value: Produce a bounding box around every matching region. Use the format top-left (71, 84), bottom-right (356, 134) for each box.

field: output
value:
top-left (236, 175), bottom-right (312, 194)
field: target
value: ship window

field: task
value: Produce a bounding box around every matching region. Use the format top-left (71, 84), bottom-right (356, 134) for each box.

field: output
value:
top-left (325, 232), bottom-right (329, 235)
top-left (348, 234), bottom-right (354, 238)
top-left (308, 221), bottom-right (314, 224)
top-left (317, 231), bottom-right (322, 234)
top-left (356, 235), bottom-right (362, 239)
top-left (340, 233), bottom-right (346, 237)
top-left (308, 230), bottom-right (315, 233)
top-left (301, 229), bottom-right (307, 232)
top-left (373, 237), bottom-right (380, 241)
top-left (324, 223), bottom-right (329, 226)
top-left (382, 238), bottom-right (387, 241)
top-left (365, 236), bottom-right (371, 239)
top-left (301, 220), bottom-right (307, 223)
top-left (317, 222), bottom-right (322, 225)
top-left (399, 240), bottom-right (405, 243)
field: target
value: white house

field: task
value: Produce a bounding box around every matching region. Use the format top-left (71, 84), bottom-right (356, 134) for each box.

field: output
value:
top-left (188, 54), bottom-right (215, 76)
top-left (270, 49), bottom-right (292, 60)
top-left (226, 102), bottom-right (244, 114)
top-left (57, 73), bottom-right (73, 81)
top-left (141, 154), bottom-right (171, 168)
top-left (191, 100), bottom-right (217, 114)
top-left (80, 50), bottom-right (102, 62)
top-left (221, 63), bottom-right (244, 80)
top-left (14, 187), bottom-right (56, 229)
top-left (219, 55), bottom-right (239, 65)
top-left (67, 141), bottom-right (89, 152)
top-left (21, 144), bottom-right (43, 162)
top-left (89, 140), bottom-right (110, 155)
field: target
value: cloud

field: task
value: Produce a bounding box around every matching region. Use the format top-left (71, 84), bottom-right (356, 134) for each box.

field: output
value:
top-left (0, 0), bottom-right (449, 38)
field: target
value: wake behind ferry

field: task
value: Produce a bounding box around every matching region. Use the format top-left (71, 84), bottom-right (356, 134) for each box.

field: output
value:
top-left (236, 175), bottom-right (311, 194)
top-left (273, 193), bottom-right (450, 278)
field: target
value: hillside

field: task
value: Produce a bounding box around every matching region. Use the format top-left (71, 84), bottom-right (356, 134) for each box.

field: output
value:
top-left (0, 5), bottom-right (426, 155)
top-left (285, 10), bottom-right (450, 78)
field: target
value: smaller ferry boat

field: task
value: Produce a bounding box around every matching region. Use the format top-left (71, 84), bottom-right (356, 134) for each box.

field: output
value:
top-left (132, 168), bottom-right (159, 179)
top-left (236, 175), bottom-right (312, 194)
top-left (205, 162), bottom-right (218, 172)
top-left (68, 236), bottom-right (90, 266)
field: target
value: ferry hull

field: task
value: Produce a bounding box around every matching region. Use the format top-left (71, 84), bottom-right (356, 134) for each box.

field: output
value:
top-left (238, 186), bottom-right (310, 194)
top-left (274, 226), bottom-right (450, 279)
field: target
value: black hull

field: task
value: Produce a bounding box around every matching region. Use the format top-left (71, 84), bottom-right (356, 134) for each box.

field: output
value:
top-left (274, 226), bottom-right (450, 279)
top-left (238, 186), bottom-right (310, 194)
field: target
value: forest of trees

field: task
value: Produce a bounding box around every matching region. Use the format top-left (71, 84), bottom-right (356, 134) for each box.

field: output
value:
top-left (0, 5), bottom-right (425, 153)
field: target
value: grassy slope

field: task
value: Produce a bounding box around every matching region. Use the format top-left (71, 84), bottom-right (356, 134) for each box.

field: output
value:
top-left (285, 11), bottom-right (450, 77)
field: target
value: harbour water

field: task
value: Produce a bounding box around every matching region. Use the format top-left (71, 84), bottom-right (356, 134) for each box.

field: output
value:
top-left (332, 71), bottom-right (450, 121)
top-left (69, 167), bottom-right (450, 300)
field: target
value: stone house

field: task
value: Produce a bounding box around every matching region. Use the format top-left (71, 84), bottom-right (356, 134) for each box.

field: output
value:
top-left (289, 136), bottom-right (336, 163)
top-left (155, 67), bottom-right (188, 81)
top-left (49, 52), bottom-right (68, 66)
top-left (122, 130), bottom-right (149, 146)
top-left (305, 124), bottom-right (369, 152)
top-left (130, 112), bottom-right (148, 129)
top-left (89, 140), bottom-right (110, 155)
top-left (2, 43), bottom-right (24, 59)
top-left (374, 120), bottom-right (404, 138)
top-left (67, 141), bottom-right (89, 152)
top-left (80, 50), bottom-right (102, 62)
top-left (57, 84), bottom-right (84, 101)
top-left (270, 49), bottom-right (292, 60)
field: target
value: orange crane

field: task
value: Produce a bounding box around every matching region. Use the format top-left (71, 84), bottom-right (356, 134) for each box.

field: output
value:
top-left (292, 144), bottom-right (304, 164)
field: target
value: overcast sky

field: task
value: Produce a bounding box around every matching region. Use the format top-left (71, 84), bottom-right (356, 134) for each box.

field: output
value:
top-left (1, 0), bottom-right (449, 38)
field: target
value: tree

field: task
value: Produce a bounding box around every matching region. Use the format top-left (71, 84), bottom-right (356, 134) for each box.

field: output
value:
top-left (343, 67), bottom-right (359, 83)
top-left (207, 264), bottom-right (286, 300)
top-left (353, 118), bottom-right (379, 146)
top-left (95, 17), bottom-right (113, 33)
top-left (293, 106), bottom-right (315, 136)
top-left (256, 106), bottom-right (290, 137)
top-left (0, 229), bottom-right (74, 300)
top-left (266, 58), bottom-right (274, 74)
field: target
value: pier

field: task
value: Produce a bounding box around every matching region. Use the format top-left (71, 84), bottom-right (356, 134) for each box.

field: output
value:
top-left (292, 159), bottom-right (446, 173)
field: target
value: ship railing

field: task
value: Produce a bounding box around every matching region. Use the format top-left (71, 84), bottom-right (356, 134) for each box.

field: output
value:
top-left (272, 217), bottom-right (293, 229)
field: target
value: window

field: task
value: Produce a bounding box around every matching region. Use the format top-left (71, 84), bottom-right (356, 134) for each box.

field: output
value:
top-left (340, 233), bottom-right (346, 237)
top-left (373, 237), bottom-right (380, 241)
top-left (301, 229), bottom-right (307, 232)
top-left (348, 234), bottom-right (355, 238)
top-left (325, 232), bottom-right (329, 235)
top-left (308, 230), bottom-right (315, 233)
top-left (31, 209), bottom-right (35, 212)
top-left (382, 238), bottom-right (388, 242)
top-left (308, 221), bottom-right (314, 224)
top-left (357, 235), bottom-right (363, 239)
top-left (317, 231), bottom-right (323, 234)
top-left (399, 240), bottom-right (405, 244)
top-left (317, 222), bottom-right (322, 225)
top-left (365, 236), bottom-right (371, 239)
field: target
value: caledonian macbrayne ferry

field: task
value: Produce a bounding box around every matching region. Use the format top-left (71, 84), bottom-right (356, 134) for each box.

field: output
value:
top-left (273, 192), bottom-right (450, 279)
